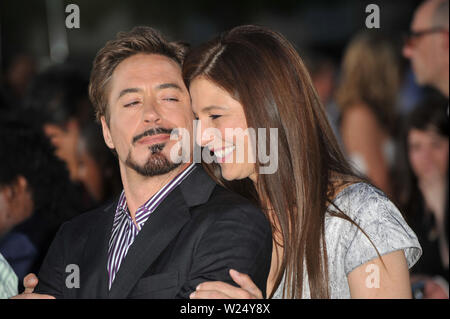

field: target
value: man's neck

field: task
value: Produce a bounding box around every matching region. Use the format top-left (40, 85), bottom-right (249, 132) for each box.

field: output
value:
top-left (437, 67), bottom-right (449, 98)
top-left (119, 162), bottom-right (191, 219)
top-left (439, 77), bottom-right (449, 98)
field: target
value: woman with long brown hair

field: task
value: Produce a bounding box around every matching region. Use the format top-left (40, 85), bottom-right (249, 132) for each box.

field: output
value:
top-left (183, 25), bottom-right (421, 298)
top-left (335, 31), bottom-right (400, 197)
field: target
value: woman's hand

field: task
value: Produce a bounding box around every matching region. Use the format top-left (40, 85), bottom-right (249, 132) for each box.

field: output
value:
top-left (189, 269), bottom-right (264, 299)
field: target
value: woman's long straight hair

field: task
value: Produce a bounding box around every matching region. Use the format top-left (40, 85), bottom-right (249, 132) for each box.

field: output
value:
top-left (183, 25), bottom-right (368, 298)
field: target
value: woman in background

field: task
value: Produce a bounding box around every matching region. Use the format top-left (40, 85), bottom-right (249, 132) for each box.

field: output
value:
top-left (335, 32), bottom-right (400, 197)
top-left (0, 113), bottom-right (82, 292)
top-left (394, 97), bottom-right (448, 298)
top-left (75, 122), bottom-right (122, 205)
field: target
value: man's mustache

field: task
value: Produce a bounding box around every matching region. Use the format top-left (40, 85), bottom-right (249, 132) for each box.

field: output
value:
top-left (132, 127), bottom-right (174, 144)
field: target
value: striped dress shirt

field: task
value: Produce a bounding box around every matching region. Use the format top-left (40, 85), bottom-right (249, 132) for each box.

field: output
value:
top-left (107, 163), bottom-right (196, 289)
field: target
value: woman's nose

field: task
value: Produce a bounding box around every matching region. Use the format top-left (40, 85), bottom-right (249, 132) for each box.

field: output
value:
top-left (195, 120), bottom-right (214, 147)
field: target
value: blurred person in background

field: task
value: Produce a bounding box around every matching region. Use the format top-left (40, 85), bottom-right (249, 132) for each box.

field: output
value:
top-left (24, 64), bottom-right (92, 180)
top-left (0, 88), bottom-right (12, 113)
top-left (1, 53), bottom-right (37, 106)
top-left (23, 64), bottom-right (97, 210)
top-left (76, 122), bottom-right (122, 204)
top-left (0, 112), bottom-right (82, 291)
top-left (336, 31), bottom-right (401, 197)
top-left (403, 0), bottom-right (449, 100)
top-left (305, 52), bottom-right (342, 146)
top-left (0, 252), bottom-right (17, 298)
top-left (394, 97), bottom-right (448, 298)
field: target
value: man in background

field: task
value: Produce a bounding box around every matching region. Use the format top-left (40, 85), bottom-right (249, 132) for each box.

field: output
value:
top-left (403, 0), bottom-right (449, 99)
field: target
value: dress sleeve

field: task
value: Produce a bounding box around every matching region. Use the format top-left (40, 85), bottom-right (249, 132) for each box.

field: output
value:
top-left (341, 184), bottom-right (422, 276)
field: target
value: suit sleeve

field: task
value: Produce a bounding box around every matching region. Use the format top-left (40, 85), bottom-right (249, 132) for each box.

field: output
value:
top-left (34, 223), bottom-right (67, 299)
top-left (176, 205), bottom-right (272, 299)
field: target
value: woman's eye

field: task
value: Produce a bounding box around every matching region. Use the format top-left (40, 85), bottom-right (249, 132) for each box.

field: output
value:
top-left (210, 115), bottom-right (222, 120)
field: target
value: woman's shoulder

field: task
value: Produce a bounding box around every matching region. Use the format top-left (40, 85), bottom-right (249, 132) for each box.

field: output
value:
top-left (340, 104), bottom-right (388, 155)
top-left (329, 182), bottom-right (392, 218)
top-left (326, 182), bottom-right (422, 273)
top-left (341, 102), bottom-right (377, 122)
top-left (340, 103), bottom-right (384, 135)
top-left (325, 181), bottom-right (416, 252)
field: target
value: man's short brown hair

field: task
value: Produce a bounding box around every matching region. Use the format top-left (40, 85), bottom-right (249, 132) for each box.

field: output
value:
top-left (88, 26), bottom-right (189, 124)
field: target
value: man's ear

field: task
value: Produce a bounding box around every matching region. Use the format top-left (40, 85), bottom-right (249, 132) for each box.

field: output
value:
top-left (66, 118), bottom-right (79, 133)
top-left (4, 176), bottom-right (28, 202)
top-left (15, 176), bottom-right (28, 192)
top-left (101, 116), bottom-right (115, 150)
top-left (2, 184), bottom-right (14, 203)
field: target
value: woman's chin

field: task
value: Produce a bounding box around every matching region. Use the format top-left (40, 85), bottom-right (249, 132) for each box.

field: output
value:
top-left (219, 164), bottom-right (237, 181)
top-left (220, 171), bottom-right (236, 181)
top-left (219, 165), bottom-right (254, 181)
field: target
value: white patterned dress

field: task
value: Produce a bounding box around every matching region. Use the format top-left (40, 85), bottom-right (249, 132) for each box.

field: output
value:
top-left (272, 182), bottom-right (422, 299)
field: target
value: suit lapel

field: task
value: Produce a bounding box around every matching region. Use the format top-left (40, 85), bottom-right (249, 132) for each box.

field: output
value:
top-left (78, 201), bottom-right (116, 298)
top-left (107, 187), bottom-right (191, 299)
top-left (106, 165), bottom-right (217, 299)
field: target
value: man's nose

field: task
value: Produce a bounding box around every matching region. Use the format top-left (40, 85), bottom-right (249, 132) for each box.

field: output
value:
top-left (142, 100), bottom-right (161, 124)
top-left (402, 44), bottom-right (413, 59)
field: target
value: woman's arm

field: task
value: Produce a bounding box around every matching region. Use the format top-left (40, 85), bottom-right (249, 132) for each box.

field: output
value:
top-left (191, 251), bottom-right (414, 299)
top-left (347, 250), bottom-right (412, 298)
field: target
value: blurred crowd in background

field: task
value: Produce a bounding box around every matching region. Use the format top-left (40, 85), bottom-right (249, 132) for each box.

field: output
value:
top-left (0, 0), bottom-right (448, 298)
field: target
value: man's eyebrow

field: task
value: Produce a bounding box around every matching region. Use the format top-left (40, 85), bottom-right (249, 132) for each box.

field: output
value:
top-left (117, 88), bottom-right (142, 100)
top-left (156, 83), bottom-right (183, 91)
top-left (116, 83), bottom-right (182, 101)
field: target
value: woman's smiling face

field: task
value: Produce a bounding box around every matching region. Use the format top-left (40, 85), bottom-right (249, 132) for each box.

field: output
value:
top-left (189, 77), bottom-right (257, 182)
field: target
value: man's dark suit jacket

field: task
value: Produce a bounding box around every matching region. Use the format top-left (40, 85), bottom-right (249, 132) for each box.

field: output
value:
top-left (35, 165), bottom-right (272, 299)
